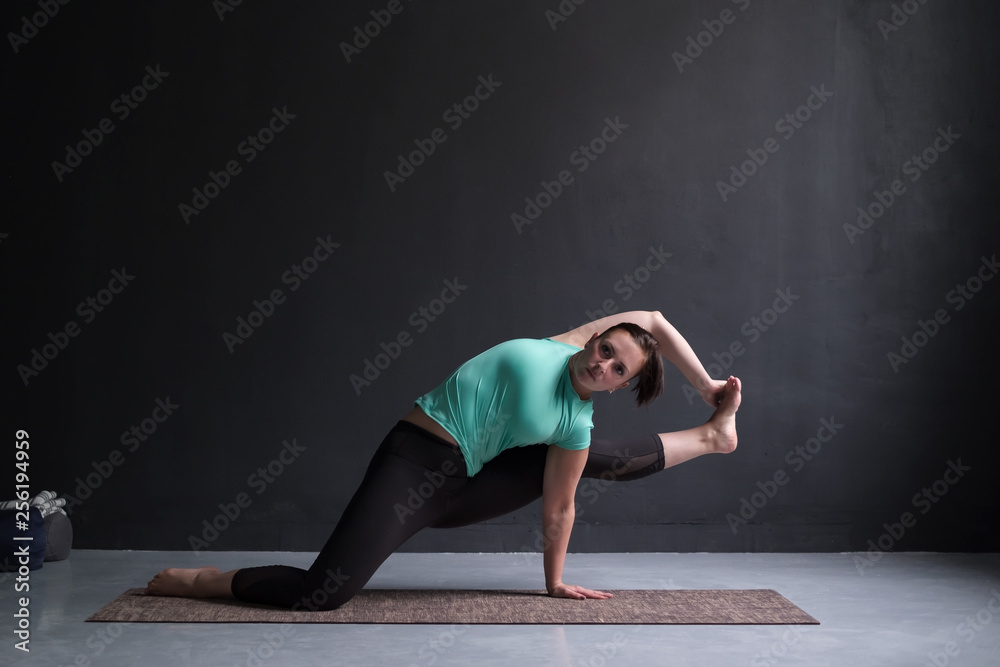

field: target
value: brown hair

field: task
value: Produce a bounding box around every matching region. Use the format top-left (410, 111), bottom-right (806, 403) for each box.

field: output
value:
top-left (600, 322), bottom-right (664, 407)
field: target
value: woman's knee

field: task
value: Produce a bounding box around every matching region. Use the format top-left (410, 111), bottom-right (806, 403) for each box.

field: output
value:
top-left (294, 567), bottom-right (356, 612)
top-left (296, 596), bottom-right (349, 612)
top-left (291, 589), bottom-right (353, 612)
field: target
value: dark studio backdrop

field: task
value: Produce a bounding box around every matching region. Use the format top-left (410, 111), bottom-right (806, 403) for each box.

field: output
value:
top-left (3, 1), bottom-right (998, 556)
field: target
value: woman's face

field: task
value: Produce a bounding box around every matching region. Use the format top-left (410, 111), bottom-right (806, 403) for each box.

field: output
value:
top-left (570, 330), bottom-right (646, 396)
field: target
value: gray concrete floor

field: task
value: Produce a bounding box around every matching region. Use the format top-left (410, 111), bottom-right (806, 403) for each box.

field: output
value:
top-left (0, 551), bottom-right (998, 666)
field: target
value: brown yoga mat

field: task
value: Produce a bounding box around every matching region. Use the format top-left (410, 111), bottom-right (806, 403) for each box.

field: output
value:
top-left (88, 588), bottom-right (819, 625)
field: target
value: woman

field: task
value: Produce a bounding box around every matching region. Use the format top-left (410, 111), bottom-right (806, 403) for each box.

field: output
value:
top-left (147, 310), bottom-right (741, 608)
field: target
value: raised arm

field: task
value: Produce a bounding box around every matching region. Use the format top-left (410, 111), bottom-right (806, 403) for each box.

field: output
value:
top-left (541, 445), bottom-right (612, 600)
top-left (551, 310), bottom-right (720, 402)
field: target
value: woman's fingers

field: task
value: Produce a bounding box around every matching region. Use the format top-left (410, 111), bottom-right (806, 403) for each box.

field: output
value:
top-left (576, 586), bottom-right (613, 599)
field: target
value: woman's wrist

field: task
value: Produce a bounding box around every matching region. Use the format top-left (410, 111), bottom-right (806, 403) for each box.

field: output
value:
top-left (693, 373), bottom-right (713, 393)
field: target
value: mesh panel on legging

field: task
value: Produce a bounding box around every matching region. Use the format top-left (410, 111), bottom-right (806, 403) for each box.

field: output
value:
top-left (583, 433), bottom-right (665, 482)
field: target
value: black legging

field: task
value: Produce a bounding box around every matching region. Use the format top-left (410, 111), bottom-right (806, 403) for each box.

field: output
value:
top-left (230, 420), bottom-right (664, 611)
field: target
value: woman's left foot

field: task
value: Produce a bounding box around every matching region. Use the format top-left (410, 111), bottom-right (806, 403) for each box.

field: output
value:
top-left (706, 376), bottom-right (741, 453)
top-left (146, 566), bottom-right (222, 597)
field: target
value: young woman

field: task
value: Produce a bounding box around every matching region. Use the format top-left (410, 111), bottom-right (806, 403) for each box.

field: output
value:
top-left (146, 310), bottom-right (741, 609)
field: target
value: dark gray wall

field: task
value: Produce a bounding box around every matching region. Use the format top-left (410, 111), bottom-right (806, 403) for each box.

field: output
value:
top-left (4, 0), bottom-right (998, 555)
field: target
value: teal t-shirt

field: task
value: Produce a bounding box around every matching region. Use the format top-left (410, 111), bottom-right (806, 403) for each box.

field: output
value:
top-left (415, 338), bottom-right (594, 476)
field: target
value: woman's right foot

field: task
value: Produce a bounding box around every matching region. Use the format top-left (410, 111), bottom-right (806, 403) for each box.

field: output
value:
top-left (706, 376), bottom-right (741, 454)
top-left (146, 566), bottom-right (222, 597)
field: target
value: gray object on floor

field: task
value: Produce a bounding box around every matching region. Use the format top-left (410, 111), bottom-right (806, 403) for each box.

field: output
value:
top-left (44, 511), bottom-right (72, 561)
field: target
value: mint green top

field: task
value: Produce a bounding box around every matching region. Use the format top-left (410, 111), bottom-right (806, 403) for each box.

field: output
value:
top-left (415, 338), bottom-right (594, 476)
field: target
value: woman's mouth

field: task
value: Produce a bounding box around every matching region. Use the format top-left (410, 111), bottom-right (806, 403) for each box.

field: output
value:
top-left (586, 368), bottom-right (596, 381)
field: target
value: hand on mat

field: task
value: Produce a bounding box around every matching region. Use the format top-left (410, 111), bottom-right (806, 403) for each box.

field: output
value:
top-left (548, 583), bottom-right (613, 600)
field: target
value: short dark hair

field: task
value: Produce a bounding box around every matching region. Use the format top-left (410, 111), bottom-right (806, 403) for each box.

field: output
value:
top-left (600, 322), bottom-right (664, 408)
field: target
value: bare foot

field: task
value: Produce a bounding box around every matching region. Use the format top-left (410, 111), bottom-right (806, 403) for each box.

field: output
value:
top-left (706, 376), bottom-right (741, 454)
top-left (146, 566), bottom-right (222, 597)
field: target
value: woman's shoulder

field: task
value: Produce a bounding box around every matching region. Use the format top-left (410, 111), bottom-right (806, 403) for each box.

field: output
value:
top-left (546, 333), bottom-right (585, 348)
top-left (513, 337), bottom-right (582, 350)
top-left (481, 338), bottom-right (580, 366)
top-left (490, 338), bottom-right (579, 354)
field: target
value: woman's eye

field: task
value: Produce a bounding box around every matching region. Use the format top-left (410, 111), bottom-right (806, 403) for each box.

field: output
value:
top-left (616, 365), bottom-right (624, 375)
top-left (602, 344), bottom-right (610, 355)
